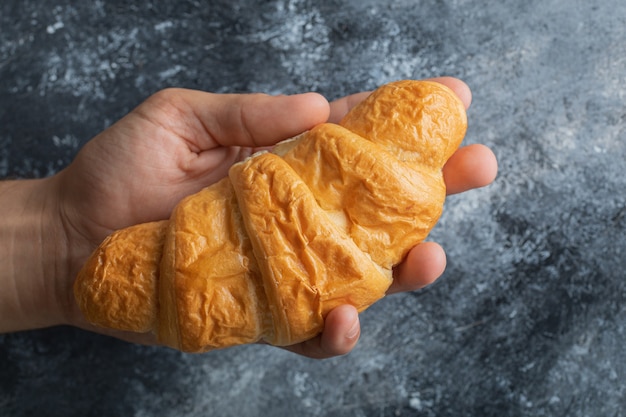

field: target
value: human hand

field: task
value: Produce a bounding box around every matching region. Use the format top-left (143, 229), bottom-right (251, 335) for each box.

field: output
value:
top-left (53, 77), bottom-right (496, 358)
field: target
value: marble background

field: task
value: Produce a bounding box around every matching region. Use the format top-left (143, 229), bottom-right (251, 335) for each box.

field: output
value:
top-left (1, 0), bottom-right (625, 416)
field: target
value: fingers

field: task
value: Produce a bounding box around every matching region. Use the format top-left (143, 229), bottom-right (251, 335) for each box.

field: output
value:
top-left (390, 241), bottom-right (447, 295)
top-left (283, 241), bottom-right (448, 359)
top-left (328, 91), bottom-right (372, 123)
top-left (278, 241), bottom-right (447, 359)
top-left (285, 239), bottom-right (447, 359)
top-left (428, 76), bottom-right (472, 109)
top-left (282, 304), bottom-right (360, 359)
top-left (211, 92), bottom-right (331, 148)
top-left (142, 88), bottom-right (331, 151)
top-left (444, 143), bottom-right (498, 195)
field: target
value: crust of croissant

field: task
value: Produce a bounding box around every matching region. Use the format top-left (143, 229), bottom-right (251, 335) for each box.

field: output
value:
top-left (73, 80), bottom-right (467, 352)
top-left (74, 220), bottom-right (167, 333)
top-left (340, 80), bottom-right (467, 168)
top-left (229, 152), bottom-right (392, 347)
top-left (158, 178), bottom-right (271, 352)
top-left (282, 123), bottom-right (445, 270)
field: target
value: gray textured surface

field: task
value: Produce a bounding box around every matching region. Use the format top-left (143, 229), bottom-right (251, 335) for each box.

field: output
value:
top-left (1, 1), bottom-right (625, 416)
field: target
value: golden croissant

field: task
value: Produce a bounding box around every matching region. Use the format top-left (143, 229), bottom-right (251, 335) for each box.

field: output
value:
top-left (74, 80), bottom-right (467, 352)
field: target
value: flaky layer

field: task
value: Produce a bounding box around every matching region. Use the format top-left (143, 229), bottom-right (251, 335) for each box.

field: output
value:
top-left (283, 123), bottom-right (445, 270)
top-left (158, 178), bottom-right (270, 352)
top-left (341, 80), bottom-right (467, 167)
top-left (74, 221), bottom-right (167, 333)
top-left (230, 153), bottom-right (392, 346)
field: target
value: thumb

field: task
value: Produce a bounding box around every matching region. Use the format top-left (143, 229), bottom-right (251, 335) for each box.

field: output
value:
top-left (174, 89), bottom-right (331, 150)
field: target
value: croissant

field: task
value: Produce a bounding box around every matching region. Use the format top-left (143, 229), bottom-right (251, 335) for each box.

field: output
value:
top-left (74, 80), bottom-right (467, 352)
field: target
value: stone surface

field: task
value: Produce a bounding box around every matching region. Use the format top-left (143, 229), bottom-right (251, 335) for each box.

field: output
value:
top-left (1, 0), bottom-right (625, 416)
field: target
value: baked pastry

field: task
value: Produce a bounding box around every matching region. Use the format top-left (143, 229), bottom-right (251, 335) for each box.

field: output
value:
top-left (74, 80), bottom-right (467, 352)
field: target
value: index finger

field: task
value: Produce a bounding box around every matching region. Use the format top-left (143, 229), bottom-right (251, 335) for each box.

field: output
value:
top-left (328, 91), bottom-right (372, 123)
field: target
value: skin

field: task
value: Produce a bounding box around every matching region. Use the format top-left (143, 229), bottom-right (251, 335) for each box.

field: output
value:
top-left (0, 77), bottom-right (497, 359)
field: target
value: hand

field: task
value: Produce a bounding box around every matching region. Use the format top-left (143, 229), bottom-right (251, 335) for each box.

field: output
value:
top-left (32, 77), bottom-right (497, 358)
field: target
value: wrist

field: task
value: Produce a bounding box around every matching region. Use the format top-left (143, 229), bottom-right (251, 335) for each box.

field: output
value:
top-left (0, 177), bottom-right (73, 332)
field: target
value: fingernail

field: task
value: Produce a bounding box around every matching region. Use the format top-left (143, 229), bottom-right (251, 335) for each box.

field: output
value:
top-left (346, 316), bottom-right (360, 340)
